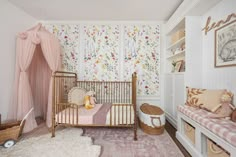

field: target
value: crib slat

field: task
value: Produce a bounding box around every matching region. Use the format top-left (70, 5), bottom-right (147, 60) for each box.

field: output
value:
top-left (69, 105), bottom-right (71, 124)
top-left (122, 104), bottom-right (124, 124)
top-left (77, 105), bottom-right (79, 125)
top-left (130, 105), bottom-right (131, 124)
top-left (125, 104), bottom-right (128, 125)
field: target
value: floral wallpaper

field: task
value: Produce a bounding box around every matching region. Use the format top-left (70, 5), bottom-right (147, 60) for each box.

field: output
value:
top-left (83, 25), bottom-right (120, 81)
top-left (124, 25), bottom-right (160, 95)
top-left (44, 23), bottom-right (160, 96)
top-left (44, 24), bottom-right (80, 74)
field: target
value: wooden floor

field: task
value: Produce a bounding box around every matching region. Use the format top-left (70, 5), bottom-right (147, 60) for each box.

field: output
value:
top-left (165, 120), bottom-right (191, 157)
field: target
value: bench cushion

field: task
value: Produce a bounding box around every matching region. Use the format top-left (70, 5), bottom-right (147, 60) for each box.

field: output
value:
top-left (178, 105), bottom-right (236, 147)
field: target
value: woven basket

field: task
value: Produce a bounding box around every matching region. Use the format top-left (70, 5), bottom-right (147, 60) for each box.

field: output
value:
top-left (207, 139), bottom-right (230, 157)
top-left (139, 103), bottom-right (165, 135)
top-left (0, 120), bottom-right (25, 145)
top-left (184, 121), bottom-right (195, 144)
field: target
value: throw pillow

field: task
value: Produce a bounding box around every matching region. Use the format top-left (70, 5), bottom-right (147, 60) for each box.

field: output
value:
top-left (68, 87), bottom-right (86, 106)
top-left (186, 87), bottom-right (225, 112)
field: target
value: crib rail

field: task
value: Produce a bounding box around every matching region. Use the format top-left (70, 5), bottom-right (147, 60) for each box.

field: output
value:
top-left (54, 103), bottom-right (134, 127)
top-left (77, 81), bottom-right (132, 104)
top-left (53, 71), bottom-right (77, 106)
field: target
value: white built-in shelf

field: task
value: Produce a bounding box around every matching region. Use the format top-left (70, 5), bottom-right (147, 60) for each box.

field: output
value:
top-left (167, 37), bottom-right (185, 51)
top-left (165, 72), bottom-right (185, 75)
top-left (166, 50), bottom-right (185, 60)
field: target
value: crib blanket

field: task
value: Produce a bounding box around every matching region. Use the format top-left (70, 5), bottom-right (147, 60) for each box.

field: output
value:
top-left (56, 103), bottom-right (112, 125)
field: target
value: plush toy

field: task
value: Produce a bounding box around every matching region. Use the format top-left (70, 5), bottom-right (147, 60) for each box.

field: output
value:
top-left (211, 91), bottom-right (235, 119)
top-left (89, 94), bottom-right (97, 106)
top-left (84, 91), bottom-right (96, 109)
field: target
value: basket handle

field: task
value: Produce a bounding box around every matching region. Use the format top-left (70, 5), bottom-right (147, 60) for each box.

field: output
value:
top-left (209, 142), bottom-right (223, 154)
top-left (20, 108), bottom-right (34, 126)
top-left (150, 116), bottom-right (162, 128)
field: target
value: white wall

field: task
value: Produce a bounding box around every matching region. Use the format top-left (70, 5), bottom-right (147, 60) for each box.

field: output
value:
top-left (185, 16), bottom-right (202, 88)
top-left (0, 0), bottom-right (37, 121)
top-left (201, 0), bottom-right (236, 104)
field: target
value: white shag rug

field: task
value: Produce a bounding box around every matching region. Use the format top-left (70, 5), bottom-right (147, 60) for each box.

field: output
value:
top-left (0, 128), bottom-right (101, 157)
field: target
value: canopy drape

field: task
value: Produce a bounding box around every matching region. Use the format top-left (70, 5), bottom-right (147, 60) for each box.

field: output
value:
top-left (7, 23), bottom-right (61, 132)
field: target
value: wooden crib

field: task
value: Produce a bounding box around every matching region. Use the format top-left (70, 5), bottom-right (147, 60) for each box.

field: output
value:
top-left (51, 71), bottom-right (138, 140)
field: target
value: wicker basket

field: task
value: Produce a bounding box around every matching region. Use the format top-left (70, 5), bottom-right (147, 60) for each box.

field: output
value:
top-left (0, 120), bottom-right (25, 147)
top-left (207, 139), bottom-right (230, 157)
top-left (184, 121), bottom-right (195, 145)
top-left (139, 103), bottom-right (165, 135)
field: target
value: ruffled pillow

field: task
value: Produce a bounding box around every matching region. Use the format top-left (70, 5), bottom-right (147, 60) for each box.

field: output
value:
top-left (68, 87), bottom-right (86, 106)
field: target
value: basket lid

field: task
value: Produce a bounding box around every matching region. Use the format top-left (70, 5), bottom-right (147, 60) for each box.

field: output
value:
top-left (140, 103), bottom-right (164, 115)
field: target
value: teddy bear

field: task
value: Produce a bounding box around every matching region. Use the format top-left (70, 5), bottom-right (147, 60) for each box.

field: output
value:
top-left (210, 91), bottom-right (235, 119)
top-left (84, 91), bottom-right (96, 109)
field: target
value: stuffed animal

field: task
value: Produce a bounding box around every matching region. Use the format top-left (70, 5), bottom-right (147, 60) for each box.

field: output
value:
top-left (84, 91), bottom-right (96, 109)
top-left (89, 94), bottom-right (97, 106)
top-left (211, 91), bottom-right (235, 119)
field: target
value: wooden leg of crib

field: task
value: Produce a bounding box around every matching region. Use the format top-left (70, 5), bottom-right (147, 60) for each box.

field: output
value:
top-left (52, 126), bottom-right (55, 138)
top-left (52, 118), bottom-right (55, 138)
top-left (134, 129), bottom-right (137, 141)
top-left (134, 126), bottom-right (137, 141)
top-left (134, 121), bottom-right (138, 141)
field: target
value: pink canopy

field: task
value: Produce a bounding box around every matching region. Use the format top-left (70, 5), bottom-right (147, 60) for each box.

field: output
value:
top-left (7, 23), bottom-right (61, 132)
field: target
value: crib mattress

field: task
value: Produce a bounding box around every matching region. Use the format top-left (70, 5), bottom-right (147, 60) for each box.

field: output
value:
top-left (56, 103), bottom-right (134, 126)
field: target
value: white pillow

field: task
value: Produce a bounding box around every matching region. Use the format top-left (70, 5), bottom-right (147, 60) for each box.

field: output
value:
top-left (68, 87), bottom-right (86, 106)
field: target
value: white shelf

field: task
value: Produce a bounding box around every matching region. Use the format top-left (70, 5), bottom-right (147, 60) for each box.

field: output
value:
top-left (166, 50), bottom-right (185, 60)
top-left (167, 37), bottom-right (185, 50)
top-left (165, 72), bottom-right (185, 75)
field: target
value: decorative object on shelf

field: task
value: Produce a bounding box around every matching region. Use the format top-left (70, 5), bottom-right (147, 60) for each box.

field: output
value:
top-left (215, 20), bottom-right (236, 67)
top-left (202, 13), bottom-right (236, 35)
top-left (171, 60), bottom-right (176, 72)
top-left (180, 42), bottom-right (185, 51)
top-left (171, 29), bottom-right (185, 44)
top-left (179, 60), bottom-right (185, 72)
top-left (174, 60), bottom-right (183, 72)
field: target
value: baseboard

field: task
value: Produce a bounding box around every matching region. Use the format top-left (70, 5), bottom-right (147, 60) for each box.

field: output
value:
top-left (165, 112), bottom-right (177, 129)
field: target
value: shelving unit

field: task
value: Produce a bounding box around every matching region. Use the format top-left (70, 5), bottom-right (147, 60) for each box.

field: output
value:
top-left (167, 37), bottom-right (185, 50)
top-left (166, 50), bottom-right (185, 60)
top-left (163, 18), bottom-right (186, 128)
top-left (165, 18), bottom-right (185, 74)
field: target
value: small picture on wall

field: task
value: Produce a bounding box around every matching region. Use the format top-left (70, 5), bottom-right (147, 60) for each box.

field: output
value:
top-left (215, 20), bottom-right (236, 67)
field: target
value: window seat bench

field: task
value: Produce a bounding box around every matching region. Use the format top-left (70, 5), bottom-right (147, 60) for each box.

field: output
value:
top-left (176, 105), bottom-right (236, 157)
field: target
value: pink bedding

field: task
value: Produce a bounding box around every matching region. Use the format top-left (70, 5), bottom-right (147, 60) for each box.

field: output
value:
top-left (56, 103), bottom-right (112, 125)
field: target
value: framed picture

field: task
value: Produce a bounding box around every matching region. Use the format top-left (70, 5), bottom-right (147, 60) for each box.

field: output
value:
top-left (215, 20), bottom-right (236, 67)
top-left (174, 60), bottom-right (183, 72)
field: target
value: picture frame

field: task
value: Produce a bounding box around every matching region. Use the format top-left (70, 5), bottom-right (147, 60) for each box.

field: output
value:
top-left (174, 60), bottom-right (183, 72)
top-left (215, 20), bottom-right (236, 67)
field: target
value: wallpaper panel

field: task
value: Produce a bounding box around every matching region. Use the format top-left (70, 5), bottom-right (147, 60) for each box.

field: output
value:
top-left (83, 25), bottom-right (120, 81)
top-left (44, 23), bottom-right (160, 96)
top-left (124, 25), bottom-right (160, 95)
top-left (44, 24), bottom-right (80, 74)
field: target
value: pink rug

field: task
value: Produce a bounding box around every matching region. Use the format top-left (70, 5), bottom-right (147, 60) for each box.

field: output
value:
top-left (84, 128), bottom-right (184, 157)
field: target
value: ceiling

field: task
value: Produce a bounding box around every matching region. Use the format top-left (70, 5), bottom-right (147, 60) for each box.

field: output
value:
top-left (8, 0), bottom-right (183, 21)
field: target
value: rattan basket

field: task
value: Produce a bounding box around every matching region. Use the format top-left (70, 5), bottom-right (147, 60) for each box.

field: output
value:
top-left (139, 103), bottom-right (165, 135)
